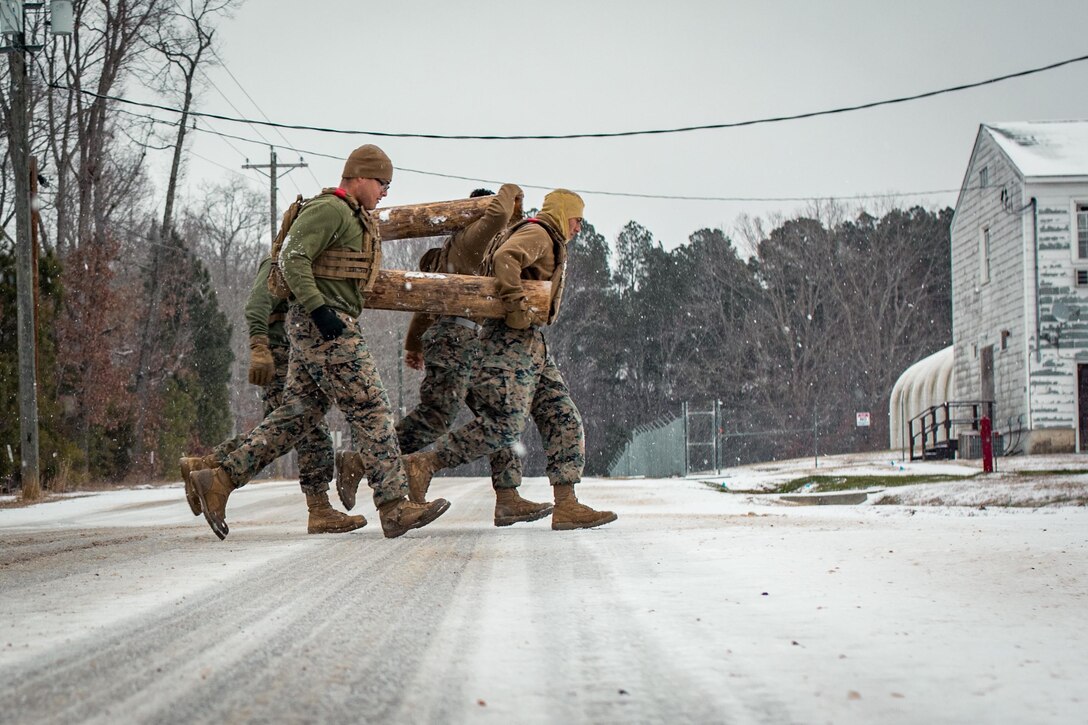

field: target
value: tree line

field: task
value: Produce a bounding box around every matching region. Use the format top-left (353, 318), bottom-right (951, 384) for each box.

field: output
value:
top-left (519, 203), bottom-right (953, 475)
top-left (1, 0), bottom-right (241, 488)
top-left (1, 1), bottom-right (953, 489)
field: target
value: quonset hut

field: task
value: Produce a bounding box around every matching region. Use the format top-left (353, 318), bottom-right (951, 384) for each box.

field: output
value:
top-left (888, 346), bottom-right (954, 454)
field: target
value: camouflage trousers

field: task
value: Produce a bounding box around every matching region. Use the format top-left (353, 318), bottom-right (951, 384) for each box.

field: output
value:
top-left (396, 316), bottom-right (521, 488)
top-left (432, 320), bottom-right (584, 486)
top-left (212, 345), bottom-right (334, 495)
top-left (221, 305), bottom-right (408, 506)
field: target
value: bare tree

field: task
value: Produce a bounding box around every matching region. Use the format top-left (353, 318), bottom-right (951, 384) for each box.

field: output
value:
top-left (146, 0), bottom-right (234, 232)
top-left (36, 0), bottom-right (169, 255)
top-left (129, 0), bottom-right (235, 472)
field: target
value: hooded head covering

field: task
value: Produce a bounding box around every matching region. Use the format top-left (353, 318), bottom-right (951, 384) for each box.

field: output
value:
top-left (342, 144), bottom-right (393, 180)
top-left (536, 189), bottom-right (584, 242)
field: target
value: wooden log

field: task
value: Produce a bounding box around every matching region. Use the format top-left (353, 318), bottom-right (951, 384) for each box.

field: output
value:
top-left (364, 269), bottom-right (551, 319)
top-left (376, 196), bottom-right (493, 241)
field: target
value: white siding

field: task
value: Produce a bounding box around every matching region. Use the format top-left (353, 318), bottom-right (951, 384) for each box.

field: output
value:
top-left (950, 131), bottom-right (1028, 432)
top-left (952, 124), bottom-right (1088, 446)
top-left (1027, 187), bottom-right (1088, 430)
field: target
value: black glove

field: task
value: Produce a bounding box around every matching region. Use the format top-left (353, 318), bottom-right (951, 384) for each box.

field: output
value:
top-left (310, 305), bottom-right (346, 341)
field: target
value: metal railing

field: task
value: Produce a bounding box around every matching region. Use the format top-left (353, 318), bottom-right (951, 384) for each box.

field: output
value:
top-left (907, 400), bottom-right (995, 461)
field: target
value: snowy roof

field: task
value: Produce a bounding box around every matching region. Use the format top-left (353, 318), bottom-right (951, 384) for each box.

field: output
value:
top-left (984, 120), bottom-right (1088, 178)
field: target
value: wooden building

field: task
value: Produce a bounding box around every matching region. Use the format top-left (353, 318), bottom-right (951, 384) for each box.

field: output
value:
top-left (950, 120), bottom-right (1088, 453)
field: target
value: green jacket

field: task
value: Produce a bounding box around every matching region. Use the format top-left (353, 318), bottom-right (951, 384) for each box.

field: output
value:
top-left (281, 193), bottom-right (374, 318)
top-left (245, 257), bottom-right (289, 347)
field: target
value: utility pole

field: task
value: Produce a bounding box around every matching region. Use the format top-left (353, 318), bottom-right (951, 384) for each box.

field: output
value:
top-left (2, 2), bottom-right (72, 500)
top-left (3, 1), bottom-right (70, 500)
top-left (5, 27), bottom-right (39, 499)
top-left (243, 147), bottom-right (307, 242)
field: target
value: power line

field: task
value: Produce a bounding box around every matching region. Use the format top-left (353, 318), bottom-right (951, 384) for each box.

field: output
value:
top-left (188, 121), bottom-right (963, 203)
top-left (161, 0), bottom-right (315, 195)
top-left (206, 45), bottom-right (322, 189)
top-left (192, 66), bottom-right (310, 198)
top-left (49, 51), bottom-right (1088, 140)
top-left (114, 103), bottom-right (961, 203)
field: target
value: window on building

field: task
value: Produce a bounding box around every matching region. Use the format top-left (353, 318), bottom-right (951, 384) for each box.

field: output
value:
top-left (979, 166), bottom-right (989, 188)
top-left (1077, 269), bottom-right (1088, 287)
top-left (979, 226), bottom-right (991, 284)
top-left (1077, 203), bottom-right (1088, 259)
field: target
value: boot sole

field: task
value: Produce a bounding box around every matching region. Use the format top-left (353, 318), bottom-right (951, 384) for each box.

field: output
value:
top-left (494, 504), bottom-right (554, 527)
top-left (335, 452), bottom-right (360, 511)
top-left (193, 471), bottom-right (229, 541)
top-left (179, 460), bottom-right (203, 516)
top-left (383, 498), bottom-right (451, 539)
top-left (336, 477), bottom-right (358, 511)
top-left (551, 512), bottom-right (618, 531)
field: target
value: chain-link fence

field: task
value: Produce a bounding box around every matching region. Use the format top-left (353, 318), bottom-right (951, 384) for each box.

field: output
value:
top-left (607, 416), bottom-right (686, 478)
top-left (608, 401), bottom-right (852, 477)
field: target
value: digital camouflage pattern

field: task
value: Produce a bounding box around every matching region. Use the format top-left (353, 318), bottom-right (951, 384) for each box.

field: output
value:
top-left (396, 317), bottom-right (521, 488)
top-left (211, 344), bottom-right (334, 495)
top-left (430, 320), bottom-right (584, 486)
top-left (220, 305), bottom-right (408, 506)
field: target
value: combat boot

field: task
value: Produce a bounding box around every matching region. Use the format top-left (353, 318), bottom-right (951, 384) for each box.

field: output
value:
top-left (191, 467), bottom-right (235, 540)
top-left (403, 451), bottom-right (441, 504)
top-left (335, 450), bottom-right (365, 511)
top-left (550, 484), bottom-right (617, 531)
top-left (494, 487), bottom-right (553, 527)
top-left (378, 496), bottom-right (451, 539)
top-left (179, 454), bottom-right (219, 516)
top-left (305, 490), bottom-right (367, 534)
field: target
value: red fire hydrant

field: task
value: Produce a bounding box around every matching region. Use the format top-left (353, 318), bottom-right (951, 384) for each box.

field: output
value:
top-left (980, 416), bottom-right (994, 473)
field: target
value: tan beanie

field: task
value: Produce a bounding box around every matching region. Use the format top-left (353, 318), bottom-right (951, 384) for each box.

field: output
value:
top-left (342, 144), bottom-right (393, 180)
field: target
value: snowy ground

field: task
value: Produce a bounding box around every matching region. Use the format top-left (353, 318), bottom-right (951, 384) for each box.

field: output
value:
top-left (1, 451), bottom-right (1086, 724)
top-left (699, 450), bottom-right (1088, 507)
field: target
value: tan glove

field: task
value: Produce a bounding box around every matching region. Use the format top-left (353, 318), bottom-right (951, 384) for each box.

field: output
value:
top-left (504, 296), bottom-right (536, 330)
top-left (248, 335), bottom-right (275, 386)
top-left (504, 308), bottom-right (534, 330)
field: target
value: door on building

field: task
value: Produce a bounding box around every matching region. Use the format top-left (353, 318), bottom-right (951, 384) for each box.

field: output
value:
top-left (1078, 365), bottom-right (1088, 452)
top-left (980, 345), bottom-right (995, 405)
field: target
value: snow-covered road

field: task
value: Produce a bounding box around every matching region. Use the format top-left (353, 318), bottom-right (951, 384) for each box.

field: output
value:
top-left (1, 470), bottom-right (1085, 724)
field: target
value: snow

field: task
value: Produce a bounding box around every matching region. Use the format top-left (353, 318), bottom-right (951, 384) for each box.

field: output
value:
top-left (985, 120), bottom-right (1088, 178)
top-left (1, 451), bottom-right (1086, 722)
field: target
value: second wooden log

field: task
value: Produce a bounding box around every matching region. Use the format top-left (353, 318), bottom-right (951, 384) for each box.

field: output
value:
top-left (364, 269), bottom-right (551, 319)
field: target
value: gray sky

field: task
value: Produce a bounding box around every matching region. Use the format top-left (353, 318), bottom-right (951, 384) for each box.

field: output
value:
top-left (172, 0), bottom-right (1088, 253)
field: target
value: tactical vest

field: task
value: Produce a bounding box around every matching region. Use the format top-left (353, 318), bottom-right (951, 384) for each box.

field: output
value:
top-left (417, 223), bottom-right (498, 277)
top-left (267, 188), bottom-right (382, 299)
top-left (482, 218), bottom-right (568, 325)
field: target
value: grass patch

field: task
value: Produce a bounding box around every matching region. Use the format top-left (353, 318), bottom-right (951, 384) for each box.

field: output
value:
top-left (713, 473), bottom-right (982, 495)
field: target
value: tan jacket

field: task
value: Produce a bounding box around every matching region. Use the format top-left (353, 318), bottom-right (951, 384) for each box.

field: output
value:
top-left (493, 217), bottom-right (568, 327)
top-left (404, 184), bottom-right (522, 352)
